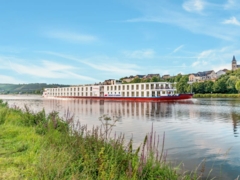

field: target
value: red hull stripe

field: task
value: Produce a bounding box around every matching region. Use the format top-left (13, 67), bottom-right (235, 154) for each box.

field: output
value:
top-left (54, 94), bottom-right (193, 102)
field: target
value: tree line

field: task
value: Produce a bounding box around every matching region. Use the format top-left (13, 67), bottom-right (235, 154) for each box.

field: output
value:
top-left (121, 69), bottom-right (240, 94)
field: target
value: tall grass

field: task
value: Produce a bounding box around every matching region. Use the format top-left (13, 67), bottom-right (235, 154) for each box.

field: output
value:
top-left (193, 93), bottom-right (240, 98)
top-left (0, 100), bottom-right (208, 179)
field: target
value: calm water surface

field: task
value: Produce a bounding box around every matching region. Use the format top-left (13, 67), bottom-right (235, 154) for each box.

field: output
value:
top-left (1, 95), bottom-right (240, 179)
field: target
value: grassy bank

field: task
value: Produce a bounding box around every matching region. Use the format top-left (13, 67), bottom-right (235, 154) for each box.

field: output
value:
top-left (0, 100), bottom-right (205, 179)
top-left (193, 93), bottom-right (240, 98)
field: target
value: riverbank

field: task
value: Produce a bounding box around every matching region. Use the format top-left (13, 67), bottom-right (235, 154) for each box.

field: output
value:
top-left (0, 100), bottom-right (207, 179)
top-left (193, 93), bottom-right (240, 98)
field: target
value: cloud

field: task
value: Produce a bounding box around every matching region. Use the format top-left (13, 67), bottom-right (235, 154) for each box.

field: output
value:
top-left (46, 31), bottom-right (97, 43)
top-left (182, 0), bottom-right (205, 13)
top-left (124, 1), bottom-right (240, 41)
top-left (0, 75), bottom-right (25, 84)
top-left (224, 0), bottom-right (239, 9)
top-left (41, 51), bottom-right (141, 76)
top-left (172, 45), bottom-right (184, 53)
top-left (190, 47), bottom-right (240, 71)
top-left (9, 61), bottom-right (97, 81)
top-left (0, 55), bottom-right (98, 82)
top-left (123, 49), bottom-right (155, 59)
top-left (222, 16), bottom-right (240, 26)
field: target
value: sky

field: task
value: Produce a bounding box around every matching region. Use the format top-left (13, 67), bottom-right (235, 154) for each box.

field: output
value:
top-left (1, 0), bottom-right (240, 85)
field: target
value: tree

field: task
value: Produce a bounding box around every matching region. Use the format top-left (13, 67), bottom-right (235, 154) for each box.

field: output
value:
top-left (213, 78), bottom-right (227, 93)
top-left (204, 81), bottom-right (214, 93)
top-left (226, 76), bottom-right (238, 93)
top-left (235, 80), bottom-right (240, 93)
top-left (131, 77), bottom-right (141, 83)
top-left (176, 75), bottom-right (189, 93)
top-left (151, 76), bottom-right (160, 82)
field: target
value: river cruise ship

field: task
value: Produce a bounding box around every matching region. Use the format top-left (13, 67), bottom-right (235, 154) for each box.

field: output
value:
top-left (42, 80), bottom-right (193, 101)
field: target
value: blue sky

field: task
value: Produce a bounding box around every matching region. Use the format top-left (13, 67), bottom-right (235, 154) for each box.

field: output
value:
top-left (1, 0), bottom-right (240, 84)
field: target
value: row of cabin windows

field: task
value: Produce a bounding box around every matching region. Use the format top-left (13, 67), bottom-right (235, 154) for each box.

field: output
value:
top-left (48, 84), bottom-right (171, 92)
top-left (106, 84), bottom-right (170, 91)
top-left (49, 87), bottom-right (105, 92)
top-left (106, 91), bottom-right (169, 97)
top-left (49, 90), bottom-right (173, 97)
top-left (49, 92), bottom-right (94, 96)
top-left (49, 87), bottom-right (96, 92)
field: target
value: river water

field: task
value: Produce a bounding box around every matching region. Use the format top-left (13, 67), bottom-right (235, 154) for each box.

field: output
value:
top-left (1, 95), bottom-right (240, 179)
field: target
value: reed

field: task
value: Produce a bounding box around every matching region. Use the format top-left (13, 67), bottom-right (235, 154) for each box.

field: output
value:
top-left (0, 100), bottom-right (209, 179)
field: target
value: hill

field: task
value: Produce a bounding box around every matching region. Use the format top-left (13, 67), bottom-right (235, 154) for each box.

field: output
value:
top-left (0, 83), bottom-right (70, 94)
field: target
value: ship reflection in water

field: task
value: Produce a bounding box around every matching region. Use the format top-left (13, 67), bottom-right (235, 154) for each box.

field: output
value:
top-left (44, 98), bottom-right (195, 121)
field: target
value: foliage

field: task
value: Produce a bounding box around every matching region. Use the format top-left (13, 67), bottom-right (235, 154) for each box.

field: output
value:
top-left (176, 75), bottom-right (189, 93)
top-left (235, 80), bottom-right (240, 93)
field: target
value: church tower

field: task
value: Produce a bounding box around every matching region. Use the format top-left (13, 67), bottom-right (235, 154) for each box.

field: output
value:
top-left (232, 55), bottom-right (237, 71)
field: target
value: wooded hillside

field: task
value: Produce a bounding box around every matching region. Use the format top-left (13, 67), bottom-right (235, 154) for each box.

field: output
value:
top-left (0, 83), bottom-right (69, 94)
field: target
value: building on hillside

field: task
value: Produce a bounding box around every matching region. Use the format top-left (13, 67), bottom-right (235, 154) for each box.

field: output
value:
top-left (144, 74), bottom-right (160, 79)
top-left (135, 75), bottom-right (145, 79)
top-left (103, 79), bottom-right (115, 85)
top-left (103, 79), bottom-right (122, 85)
top-left (162, 74), bottom-right (170, 79)
top-left (232, 55), bottom-right (240, 71)
top-left (188, 70), bottom-right (216, 82)
top-left (121, 76), bottom-right (135, 83)
top-left (216, 69), bottom-right (228, 78)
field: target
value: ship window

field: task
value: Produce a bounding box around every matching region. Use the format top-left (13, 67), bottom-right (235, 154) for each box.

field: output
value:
top-left (131, 85), bottom-right (134, 90)
top-left (127, 92), bottom-right (129, 97)
top-left (152, 91), bottom-right (155, 97)
top-left (86, 87), bottom-right (88, 91)
top-left (127, 85), bottom-right (129, 90)
top-left (111, 86), bottom-right (113, 90)
top-left (122, 92), bottom-right (125, 97)
top-left (136, 85), bottom-right (139, 90)
top-left (131, 92), bottom-right (134, 96)
top-left (141, 84), bottom-right (144, 90)
top-left (114, 86), bottom-right (117, 90)
top-left (86, 92), bottom-right (88, 96)
top-left (141, 91), bottom-right (144, 97)
top-left (136, 92), bottom-right (139, 97)
top-left (118, 86), bottom-right (121, 90)
top-left (162, 91), bottom-right (166, 94)
top-left (146, 84), bottom-right (149, 89)
top-left (90, 87), bottom-right (92, 91)
top-left (122, 85), bottom-right (125, 90)
top-left (147, 91), bottom-right (149, 97)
